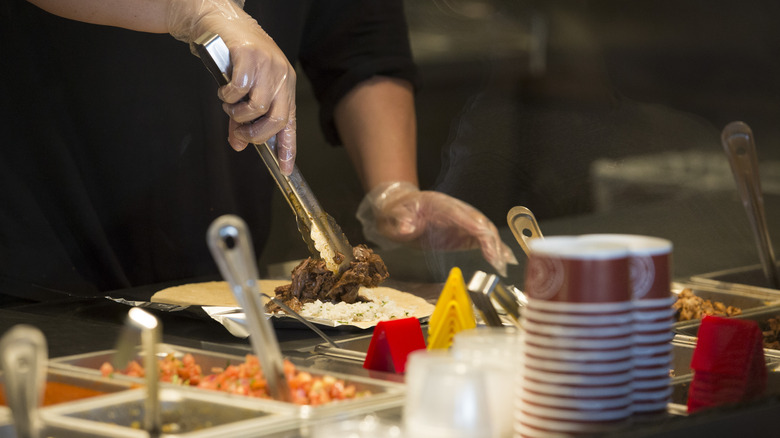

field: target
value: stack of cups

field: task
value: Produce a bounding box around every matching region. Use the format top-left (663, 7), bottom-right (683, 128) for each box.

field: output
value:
top-left (516, 236), bottom-right (634, 437)
top-left (581, 234), bottom-right (675, 418)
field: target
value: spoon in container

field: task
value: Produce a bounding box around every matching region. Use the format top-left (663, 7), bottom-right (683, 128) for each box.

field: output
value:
top-left (207, 215), bottom-right (292, 402)
top-left (0, 325), bottom-right (47, 438)
top-left (721, 121), bottom-right (780, 289)
top-left (110, 308), bottom-right (162, 435)
top-left (507, 206), bottom-right (544, 259)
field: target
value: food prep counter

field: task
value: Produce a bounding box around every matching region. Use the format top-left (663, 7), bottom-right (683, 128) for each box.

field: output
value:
top-left (1, 192), bottom-right (780, 437)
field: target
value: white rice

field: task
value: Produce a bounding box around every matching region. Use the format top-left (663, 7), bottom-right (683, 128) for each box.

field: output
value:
top-left (299, 296), bottom-right (415, 324)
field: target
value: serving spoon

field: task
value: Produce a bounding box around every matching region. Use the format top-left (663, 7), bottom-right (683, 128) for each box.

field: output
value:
top-left (0, 325), bottom-right (46, 438)
top-left (207, 215), bottom-right (293, 402)
top-left (721, 121), bottom-right (780, 289)
top-left (507, 206), bottom-right (544, 259)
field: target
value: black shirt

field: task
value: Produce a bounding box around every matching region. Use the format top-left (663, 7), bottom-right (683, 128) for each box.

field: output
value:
top-left (0, 0), bottom-right (415, 300)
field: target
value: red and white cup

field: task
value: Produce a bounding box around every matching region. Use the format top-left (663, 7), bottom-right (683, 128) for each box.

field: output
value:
top-left (517, 237), bottom-right (634, 436)
top-left (579, 234), bottom-right (674, 416)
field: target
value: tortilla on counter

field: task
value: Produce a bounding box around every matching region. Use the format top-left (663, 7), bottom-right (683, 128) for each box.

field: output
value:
top-left (151, 280), bottom-right (288, 307)
top-left (150, 281), bottom-right (435, 324)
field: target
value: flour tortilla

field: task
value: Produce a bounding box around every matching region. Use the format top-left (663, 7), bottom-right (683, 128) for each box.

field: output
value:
top-left (150, 280), bottom-right (435, 323)
top-left (151, 280), bottom-right (288, 307)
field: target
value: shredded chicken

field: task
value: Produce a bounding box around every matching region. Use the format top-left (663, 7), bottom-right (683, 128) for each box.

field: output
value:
top-left (762, 317), bottom-right (780, 350)
top-left (672, 288), bottom-right (742, 322)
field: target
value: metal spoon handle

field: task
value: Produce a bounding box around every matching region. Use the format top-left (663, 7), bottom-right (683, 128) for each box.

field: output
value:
top-left (207, 215), bottom-right (291, 402)
top-left (0, 325), bottom-right (46, 438)
top-left (721, 121), bottom-right (780, 288)
top-left (507, 206), bottom-right (544, 259)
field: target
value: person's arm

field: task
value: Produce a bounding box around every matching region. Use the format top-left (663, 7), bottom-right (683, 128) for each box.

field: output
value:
top-left (334, 76), bottom-right (418, 192)
top-left (26, 0), bottom-right (298, 174)
top-left (337, 76), bottom-right (518, 277)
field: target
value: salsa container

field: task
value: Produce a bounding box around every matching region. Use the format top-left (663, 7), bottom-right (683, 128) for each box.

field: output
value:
top-left (48, 343), bottom-right (405, 419)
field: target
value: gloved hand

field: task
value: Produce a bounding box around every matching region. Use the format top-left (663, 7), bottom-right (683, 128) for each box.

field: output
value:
top-left (357, 182), bottom-right (518, 277)
top-left (166, 0), bottom-right (297, 174)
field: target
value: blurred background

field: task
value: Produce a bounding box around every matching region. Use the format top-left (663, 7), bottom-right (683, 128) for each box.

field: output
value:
top-left (258, 0), bottom-right (780, 272)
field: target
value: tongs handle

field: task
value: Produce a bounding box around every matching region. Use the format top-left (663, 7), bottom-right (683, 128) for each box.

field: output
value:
top-left (721, 121), bottom-right (780, 289)
top-left (0, 325), bottom-right (46, 438)
top-left (194, 32), bottom-right (354, 273)
top-left (207, 215), bottom-right (291, 402)
top-left (468, 271), bottom-right (525, 329)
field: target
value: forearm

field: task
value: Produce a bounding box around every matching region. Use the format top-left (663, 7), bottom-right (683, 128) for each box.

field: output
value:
top-left (334, 76), bottom-right (418, 192)
top-left (27, 0), bottom-right (170, 33)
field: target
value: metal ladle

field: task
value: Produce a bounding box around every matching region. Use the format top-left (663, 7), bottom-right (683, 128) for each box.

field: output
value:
top-left (507, 206), bottom-right (544, 259)
top-left (721, 121), bottom-right (780, 289)
top-left (207, 215), bottom-right (292, 402)
top-left (111, 308), bottom-right (162, 435)
top-left (0, 325), bottom-right (47, 438)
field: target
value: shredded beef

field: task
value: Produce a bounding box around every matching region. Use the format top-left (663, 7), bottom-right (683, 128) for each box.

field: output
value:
top-left (269, 245), bottom-right (389, 311)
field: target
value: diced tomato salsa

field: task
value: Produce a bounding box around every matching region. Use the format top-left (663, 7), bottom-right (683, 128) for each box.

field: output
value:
top-left (101, 353), bottom-right (366, 405)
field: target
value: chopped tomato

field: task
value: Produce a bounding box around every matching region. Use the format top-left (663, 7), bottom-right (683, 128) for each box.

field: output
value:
top-left (99, 354), bottom-right (366, 405)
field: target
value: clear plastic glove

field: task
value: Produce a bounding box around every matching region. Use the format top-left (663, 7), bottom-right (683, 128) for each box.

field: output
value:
top-left (357, 182), bottom-right (518, 277)
top-left (166, 0), bottom-right (297, 174)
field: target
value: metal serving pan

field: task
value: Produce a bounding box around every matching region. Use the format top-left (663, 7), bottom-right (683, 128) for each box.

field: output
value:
top-left (689, 263), bottom-right (780, 298)
top-left (674, 303), bottom-right (780, 359)
top-left (48, 343), bottom-right (405, 418)
top-left (669, 335), bottom-right (780, 378)
top-left (672, 282), bottom-right (780, 330)
top-left (1, 367), bottom-right (135, 408)
top-left (41, 386), bottom-right (299, 438)
top-left (667, 362), bottom-right (780, 416)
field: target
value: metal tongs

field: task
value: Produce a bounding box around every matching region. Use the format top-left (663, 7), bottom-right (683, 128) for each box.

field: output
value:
top-left (721, 121), bottom-right (780, 289)
top-left (0, 325), bottom-right (47, 438)
top-left (194, 33), bottom-right (354, 275)
top-left (468, 271), bottom-right (525, 329)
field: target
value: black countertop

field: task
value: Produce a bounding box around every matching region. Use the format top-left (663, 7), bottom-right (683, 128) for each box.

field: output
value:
top-left (1, 190), bottom-right (780, 436)
top-left (2, 191), bottom-right (778, 358)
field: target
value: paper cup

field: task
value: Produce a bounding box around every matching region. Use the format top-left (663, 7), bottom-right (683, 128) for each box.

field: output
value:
top-left (517, 411), bottom-right (630, 433)
top-left (525, 334), bottom-right (633, 350)
top-left (525, 344), bottom-right (633, 361)
top-left (522, 367), bottom-right (633, 386)
top-left (519, 403), bottom-right (632, 422)
top-left (523, 308), bottom-right (634, 326)
top-left (519, 389), bottom-right (631, 410)
top-left (579, 234), bottom-right (672, 301)
top-left (633, 307), bottom-right (676, 321)
top-left (520, 378), bottom-right (633, 398)
top-left (523, 319), bottom-right (631, 338)
top-left (525, 299), bottom-right (634, 313)
top-left (524, 355), bottom-right (633, 374)
top-left (526, 237), bottom-right (631, 304)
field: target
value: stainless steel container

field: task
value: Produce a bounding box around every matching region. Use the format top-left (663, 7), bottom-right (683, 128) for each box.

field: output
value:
top-left (49, 343), bottom-right (405, 419)
top-left (40, 386), bottom-right (300, 437)
top-left (675, 303), bottom-right (780, 358)
top-left (672, 281), bottom-right (780, 330)
top-left (690, 263), bottom-right (780, 297)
